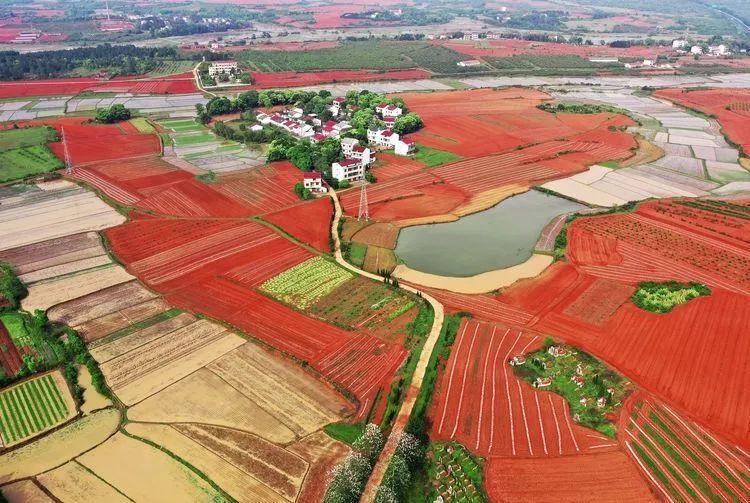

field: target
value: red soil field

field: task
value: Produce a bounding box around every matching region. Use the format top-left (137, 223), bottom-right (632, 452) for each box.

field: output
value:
top-left (0, 321), bottom-right (23, 377)
top-left (654, 88), bottom-right (750, 155)
top-left (0, 72), bottom-right (197, 99)
top-left (567, 202), bottom-right (750, 294)
top-left (430, 318), bottom-right (618, 458)
top-left (248, 68), bottom-right (431, 89)
top-left (484, 451), bottom-right (658, 503)
top-left (19, 117), bottom-right (161, 165)
top-left (401, 87), bottom-right (635, 158)
top-left (371, 153), bottom-right (426, 182)
top-left (70, 156), bottom-right (253, 218)
top-left (213, 163), bottom-right (303, 215)
top-left (264, 197), bottom-right (333, 252)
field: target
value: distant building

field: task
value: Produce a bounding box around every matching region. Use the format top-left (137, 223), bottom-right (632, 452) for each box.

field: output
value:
top-left (534, 377), bottom-right (552, 388)
top-left (691, 46), bottom-right (704, 55)
top-left (548, 346), bottom-right (568, 358)
top-left (588, 57), bottom-right (619, 63)
top-left (509, 355), bottom-right (526, 366)
top-left (709, 44), bottom-right (730, 56)
top-left (349, 144), bottom-right (374, 165)
top-left (457, 60), bottom-right (482, 67)
top-left (208, 60), bottom-right (238, 76)
top-left (332, 159), bottom-right (365, 182)
top-left (672, 39), bottom-right (689, 49)
top-left (303, 172), bottom-right (326, 192)
top-left (571, 375), bottom-right (585, 388)
top-left (597, 397), bottom-right (607, 408)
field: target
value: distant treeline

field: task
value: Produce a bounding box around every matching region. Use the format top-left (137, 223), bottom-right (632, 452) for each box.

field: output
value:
top-left (0, 44), bottom-right (183, 80)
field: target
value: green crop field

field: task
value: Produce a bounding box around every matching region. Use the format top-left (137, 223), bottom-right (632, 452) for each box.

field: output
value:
top-left (237, 40), bottom-right (479, 74)
top-left (261, 257), bottom-right (353, 309)
top-left (0, 146), bottom-right (64, 183)
top-left (172, 132), bottom-right (218, 147)
top-left (0, 373), bottom-right (71, 446)
top-left (485, 55), bottom-right (624, 76)
top-left (0, 126), bottom-right (57, 152)
top-left (414, 145), bottom-right (462, 167)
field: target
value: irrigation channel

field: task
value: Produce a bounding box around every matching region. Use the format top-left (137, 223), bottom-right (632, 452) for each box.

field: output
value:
top-left (328, 188), bottom-right (445, 502)
top-left (395, 190), bottom-right (585, 277)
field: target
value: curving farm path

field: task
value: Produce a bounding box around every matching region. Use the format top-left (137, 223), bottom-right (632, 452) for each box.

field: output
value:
top-left (327, 187), bottom-right (444, 502)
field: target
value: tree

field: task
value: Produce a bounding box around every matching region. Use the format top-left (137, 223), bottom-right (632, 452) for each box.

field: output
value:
top-left (351, 109), bottom-right (375, 130)
top-left (287, 143), bottom-right (314, 171)
top-left (95, 104), bottom-right (131, 123)
top-left (205, 96), bottom-right (233, 116)
top-left (392, 113), bottom-right (423, 135)
top-left (293, 181), bottom-right (312, 200)
top-left (236, 90), bottom-right (259, 110)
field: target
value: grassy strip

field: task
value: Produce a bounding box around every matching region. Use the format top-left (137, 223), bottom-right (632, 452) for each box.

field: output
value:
top-left (413, 145), bottom-right (461, 167)
top-left (28, 379), bottom-right (53, 426)
top-left (381, 301), bottom-right (434, 429)
top-left (325, 422), bottom-right (365, 446)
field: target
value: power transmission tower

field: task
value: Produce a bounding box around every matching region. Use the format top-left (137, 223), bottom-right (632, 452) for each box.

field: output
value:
top-left (357, 183), bottom-right (369, 221)
top-left (62, 127), bottom-right (74, 175)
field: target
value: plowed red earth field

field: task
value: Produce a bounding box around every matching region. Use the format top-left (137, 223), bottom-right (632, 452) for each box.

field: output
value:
top-left (105, 215), bottom-right (406, 409)
top-left (654, 88), bottom-right (750, 154)
top-left (430, 319), bottom-right (618, 458)
top-left (264, 197), bottom-right (332, 252)
top-left (17, 117), bottom-right (161, 165)
top-left (70, 157), bottom-right (251, 218)
top-left (484, 451), bottom-right (658, 503)
top-left (0, 321), bottom-right (22, 376)
top-left (399, 88), bottom-right (635, 157)
top-left (0, 72), bottom-right (197, 99)
top-left (213, 163), bottom-right (303, 215)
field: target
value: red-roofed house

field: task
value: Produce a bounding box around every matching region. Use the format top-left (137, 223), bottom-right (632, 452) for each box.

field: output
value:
top-left (303, 171), bottom-right (325, 192)
top-left (376, 103), bottom-right (403, 118)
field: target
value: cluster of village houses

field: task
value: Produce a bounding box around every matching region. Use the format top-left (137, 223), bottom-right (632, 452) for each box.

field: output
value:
top-left (253, 98), bottom-right (415, 191)
top-left (510, 345), bottom-right (611, 410)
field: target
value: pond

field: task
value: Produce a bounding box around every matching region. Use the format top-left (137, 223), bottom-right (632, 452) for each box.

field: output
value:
top-left (394, 190), bottom-right (586, 277)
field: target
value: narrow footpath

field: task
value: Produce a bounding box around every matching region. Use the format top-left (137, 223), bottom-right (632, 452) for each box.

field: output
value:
top-left (328, 188), bottom-right (445, 502)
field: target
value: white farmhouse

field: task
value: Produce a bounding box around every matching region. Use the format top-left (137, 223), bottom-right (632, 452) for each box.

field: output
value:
top-left (208, 60), bottom-right (238, 77)
top-left (709, 44), bottom-right (730, 56)
top-left (375, 103), bottom-right (403, 118)
top-left (349, 145), bottom-right (374, 165)
top-left (303, 172), bottom-right (326, 192)
top-left (394, 139), bottom-right (415, 156)
top-left (691, 45), bottom-right (704, 55)
top-left (457, 60), bottom-right (482, 67)
top-left (332, 159), bottom-right (365, 182)
top-left (329, 97), bottom-right (346, 116)
top-left (367, 128), bottom-right (400, 148)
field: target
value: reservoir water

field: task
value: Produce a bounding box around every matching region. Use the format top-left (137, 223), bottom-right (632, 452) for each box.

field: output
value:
top-left (394, 190), bottom-right (586, 277)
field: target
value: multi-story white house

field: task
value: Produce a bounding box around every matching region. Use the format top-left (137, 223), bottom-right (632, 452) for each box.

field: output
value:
top-left (367, 128), bottom-right (400, 148)
top-left (349, 144), bottom-right (374, 165)
top-left (394, 139), bottom-right (415, 156)
top-left (208, 60), bottom-right (238, 76)
top-left (375, 103), bottom-right (403, 118)
top-left (332, 159), bottom-right (365, 182)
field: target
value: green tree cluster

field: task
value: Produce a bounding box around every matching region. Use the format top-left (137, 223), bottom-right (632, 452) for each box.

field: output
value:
top-left (392, 112), bottom-right (424, 135)
top-left (293, 181), bottom-right (313, 200)
top-left (94, 104), bottom-right (132, 124)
